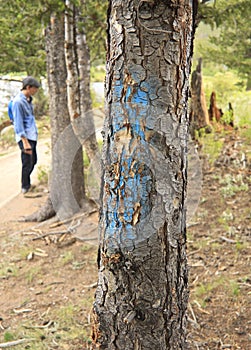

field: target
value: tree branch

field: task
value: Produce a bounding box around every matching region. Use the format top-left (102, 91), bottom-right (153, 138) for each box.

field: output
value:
top-left (0, 338), bottom-right (35, 348)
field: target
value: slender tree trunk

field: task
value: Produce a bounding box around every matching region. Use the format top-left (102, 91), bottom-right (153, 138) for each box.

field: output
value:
top-left (189, 58), bottom-right (210, 135)
top-left (48, 12), bottom-right (85, 220)
top-left (65, 0), bottom-right (100, 200)
top-left (93, 1), bottom-right (198, 349)
top-left (75, 0), bottom-right (101, 198)
top-left (64, 0), bottom-right (99, 158)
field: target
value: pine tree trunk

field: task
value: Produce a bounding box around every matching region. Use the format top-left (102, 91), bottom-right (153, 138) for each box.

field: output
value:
top-left (48, 12), bottom-right (85, 220)
top-left (93, 1), bottom-right (197, 349)
top-left (64, 1), bottom-right (99, 159)
top-left (74, 0), bottom-right (101, 199)
top-left (26, 13), bottom-right (85, 222)
top-left (65, 0), bottom-right (100, 200)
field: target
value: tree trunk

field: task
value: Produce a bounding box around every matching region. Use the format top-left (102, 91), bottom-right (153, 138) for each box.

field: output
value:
top-left (189, 58), bottom-right (210, 135)
top-left (64, 1), bottom-right (99, 156)
top-left (93, 1), bottom-right (197, 349)
top-left (25, 12), bottom-right (85, 222)
top-left (48, 12), bottom-right (85, 220)
top-left (74, 0), bottom-right (101, 199)
top-left (65, 0), bottom-right (100, 200)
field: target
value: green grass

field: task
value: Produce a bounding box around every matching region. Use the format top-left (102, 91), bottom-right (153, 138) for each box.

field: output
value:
top-left (3, 331), bottom-right (15, 342)
top-left (60, 251), bottom-right (75, 265)
top-left (26, 266), bottom-right (42, 284)
top-left (37, 165), bottom-right (49, 185)
top-left (0, 263), bottom-right (19, 278)
top-left (194, 277), bottom-right (242, 307)
top-left (198, 132), bottom-right (224, 165)
top-left (219, 174), bottom-right (249, 198)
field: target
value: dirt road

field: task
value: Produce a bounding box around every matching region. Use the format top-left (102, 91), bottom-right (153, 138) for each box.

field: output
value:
top-left (0, 140), bottom-right (51, 209)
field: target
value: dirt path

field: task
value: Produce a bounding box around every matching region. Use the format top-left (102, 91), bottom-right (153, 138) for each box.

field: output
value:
top-left (0, 139), bottom-right (51, 209)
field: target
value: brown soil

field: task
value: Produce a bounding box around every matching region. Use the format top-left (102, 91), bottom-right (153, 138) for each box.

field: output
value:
top-left (0, 129), bottom-right (250, 350)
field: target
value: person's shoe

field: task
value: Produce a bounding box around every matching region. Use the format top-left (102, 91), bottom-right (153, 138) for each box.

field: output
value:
top-left (21, 188), bottom-right (29, 194)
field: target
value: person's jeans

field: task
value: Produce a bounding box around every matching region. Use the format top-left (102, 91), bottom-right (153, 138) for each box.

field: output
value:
top-left (18, 139), bottom-right (37, 190)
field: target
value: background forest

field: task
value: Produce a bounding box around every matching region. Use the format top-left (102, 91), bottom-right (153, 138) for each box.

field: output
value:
top-left (0, 0), bottom-right (250, 129)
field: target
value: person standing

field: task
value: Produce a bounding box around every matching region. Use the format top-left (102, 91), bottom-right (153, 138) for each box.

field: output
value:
top-left (12, 76), bottom-right (40, 194)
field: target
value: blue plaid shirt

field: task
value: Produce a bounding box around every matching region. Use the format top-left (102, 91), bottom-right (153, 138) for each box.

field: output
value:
top-left (12, 92), bottom-right (38, 142)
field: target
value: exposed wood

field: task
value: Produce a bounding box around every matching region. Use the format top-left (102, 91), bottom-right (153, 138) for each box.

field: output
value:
top-left (208, 91), bottom-right (223, 122)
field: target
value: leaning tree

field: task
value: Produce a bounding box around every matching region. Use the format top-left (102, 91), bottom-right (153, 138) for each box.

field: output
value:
top-left (93, 0), bottom-right (198, 349)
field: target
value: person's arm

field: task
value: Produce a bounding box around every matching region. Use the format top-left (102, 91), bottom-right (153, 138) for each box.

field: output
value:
top-left (21, 137), bottom-right (32, 154)
top-left (12, 101), bottom-right (32, 154)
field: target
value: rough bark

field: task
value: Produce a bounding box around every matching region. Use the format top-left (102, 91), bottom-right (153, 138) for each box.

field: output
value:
top-left (64, 0), bottom-right (100, 201)
top-left (64, 0), bottom-right (100, 166)
top-left (24, 197), bottom-right (55, 222)
top-left (189, 58), bottom-right (210, 134)
top-left (48, 12), bottom-right (85, 220)
top-left (93, 1), bottom-right (197, 349)
top-left (26, 13), bottom-right (85, 222)
top-left (74, 0), bottom-right (101, 199)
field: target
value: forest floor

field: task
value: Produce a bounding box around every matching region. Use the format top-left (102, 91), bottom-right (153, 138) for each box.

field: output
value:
top-left (0, 126), bottom-right (250, 350)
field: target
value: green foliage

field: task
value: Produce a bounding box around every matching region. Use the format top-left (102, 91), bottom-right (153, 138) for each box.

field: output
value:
top-left (220, 109), bottom-right (234, 126)
top-left (198, 0), bottom-right (251, 89)
top-left (193, 28), bottom-right (251, 128)
top-left (60, 251), bottom-right (74, 265)
top-left (0, 0), bottom-right (48, 75)
top-left (194, 276), bottom-right (241, 307)
top-left (26, 266), bottom-right (41, 284)
top-left (33, 89), bottom-right (49, 118)
top-left (37, 165), bottom-right (49, 185)
top-left (0, 0), bottom-right (107, 76)
top-left (240, 127), bottom-right (251, 156)
top-left (84, 1), bottom-right (107, 64)
top-left (198, 132), bottom-right (224, 165)
top-left (90, 64), bottom-right (105, 82)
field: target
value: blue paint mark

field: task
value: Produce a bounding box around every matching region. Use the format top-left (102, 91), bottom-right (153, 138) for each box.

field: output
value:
top-left (133, 88), bottom-right (148, 104)
top-left (125, 86), bottom-right (131, 100)
top-left (103, 77), bottom-right (155, 250)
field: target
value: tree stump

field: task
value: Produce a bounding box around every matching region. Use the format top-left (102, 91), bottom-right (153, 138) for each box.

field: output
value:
top-left (189, 58), bottom-right (210, 135)
top-left (208, 91), bottom-right (223, 122)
